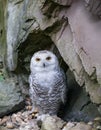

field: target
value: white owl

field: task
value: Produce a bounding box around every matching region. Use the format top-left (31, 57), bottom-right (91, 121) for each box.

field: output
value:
top-left (29, 50), bottom-right (67, 115)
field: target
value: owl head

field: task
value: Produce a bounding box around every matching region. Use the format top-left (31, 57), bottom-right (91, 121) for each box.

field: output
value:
top-left (30, 50), bottom-right (59, 73)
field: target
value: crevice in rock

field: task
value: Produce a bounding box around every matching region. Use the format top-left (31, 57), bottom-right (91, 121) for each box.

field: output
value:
top-left (16, 31), bottom-right (54, 74)
top-left (41, 0), bottom-right (70, 18)
top-left (15, 31), bottom-right (68, 97)
top-left (0, 29), bottom-right (3, 37)
top-left (12, 29), bottom-right (101, 122)
top-left (14, 0), bottom-right (23, 5)
top-left (80, 101), bottom-right (91, 111)
top-left (25, 18), bottom-right (35, 23)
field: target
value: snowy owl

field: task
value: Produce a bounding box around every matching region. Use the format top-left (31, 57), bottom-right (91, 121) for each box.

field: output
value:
top-left (29, 50), bottom-right (67, 115)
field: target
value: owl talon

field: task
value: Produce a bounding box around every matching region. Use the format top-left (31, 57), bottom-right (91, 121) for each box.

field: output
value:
top-left (29, 107), bottom-right (38, 115)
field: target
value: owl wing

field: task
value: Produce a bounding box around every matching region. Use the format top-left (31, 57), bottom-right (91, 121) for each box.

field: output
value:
top-left (29, 74), bottom-right (36, 101)
top-left (60, 68), bottom-right (68, 104)
top-left (29, 74), bottom-right (33, 87)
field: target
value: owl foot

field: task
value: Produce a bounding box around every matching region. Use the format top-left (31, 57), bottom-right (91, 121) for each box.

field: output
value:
top-left (28, 107), bottom-right (38, 115)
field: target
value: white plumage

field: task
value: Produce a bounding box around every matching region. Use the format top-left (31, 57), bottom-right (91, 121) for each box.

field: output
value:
top-left (29, 50), bottom-right (67, 115)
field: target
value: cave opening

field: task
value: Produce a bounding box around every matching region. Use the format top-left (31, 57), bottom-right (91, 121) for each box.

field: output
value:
top-left (16, 31), bottom-right (100, 122)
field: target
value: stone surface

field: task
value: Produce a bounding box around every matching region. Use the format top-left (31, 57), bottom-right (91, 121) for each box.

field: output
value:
top-left (50, 0), bottom-right (101, 107)
top-left (66, 0), bottom-right (101, 104)
top-left (64, 69), bottom-right (100, 122)
top-left (19, 120), bottom-right (40, 130)
top-left (51, 0), bottom-right (73, 6)
top-left (0, 78), bottom-right (24, 117)
top-left (63, 74), bottom-right (101, 122)
top-left (0, 0), bottom-right (6, 60)
top-left (63, 122), bottom-right (92, 130)
top-left (0, 0), bottom-right (7, 81)
top-left (85, 0), bottom-right (101, 18)
top-left (41, 114), bottom-right (65, 130)
top-left (0, 111), bottom-right (99, 130)
top-left (6, 0), bottom-right (57, 71)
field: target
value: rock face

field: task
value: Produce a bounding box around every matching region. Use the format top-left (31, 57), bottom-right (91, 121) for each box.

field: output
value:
top-left (41, 115), bottom-right (65, 130)
top-left (0, 0), bottom-right (101, 121)
top-left (0, 79), bottom-right (24, 117)
top-left (63, 122), bottom-right (92, 130)
top-left (85, 0), bottom-right (101, 18)
top-left (64, 69), bottom-right (100, 122)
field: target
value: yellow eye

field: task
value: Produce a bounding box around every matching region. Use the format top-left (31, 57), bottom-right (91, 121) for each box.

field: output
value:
top-left (46, 56), bottom-right (51, 60)
top-left (36, 58), bottom-right (41, 61)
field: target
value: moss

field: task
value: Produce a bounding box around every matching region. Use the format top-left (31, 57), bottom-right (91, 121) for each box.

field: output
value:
top-left (0, 0), bottom-right (7, 77)
top-left (0, 0), bottom-right (7, 54)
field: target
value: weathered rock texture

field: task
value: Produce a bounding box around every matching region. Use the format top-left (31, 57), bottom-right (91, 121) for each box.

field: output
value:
top-left (0, 78), bottom-right (24, 117)
top-left (64, 70), bottom-right (100, 122)
top-left (0, 0), bottom-right (7, 78)
top-left (85, 0), bottom-right (101, 18)
top-left (1, 114), bottom-right (99, 130)
top-left (0, 0), bottom-right (101, 120)
top-left (0, 0), bottom-right (24, 116)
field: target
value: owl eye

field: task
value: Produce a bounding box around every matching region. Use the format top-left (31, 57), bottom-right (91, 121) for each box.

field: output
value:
top-left (46, 56), bottom-right (51, 60)
top-left (36, 58), bottom-right (41, 61)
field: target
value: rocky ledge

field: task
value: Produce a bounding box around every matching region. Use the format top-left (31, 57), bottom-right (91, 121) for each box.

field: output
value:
top-left (0, 112), bottom-right (101, 130)
top-left (0, 97), bottom-right (101, 130)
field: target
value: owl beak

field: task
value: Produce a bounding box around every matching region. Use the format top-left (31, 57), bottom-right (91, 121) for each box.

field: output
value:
top-left (43, 63), bottom-right (46, 67)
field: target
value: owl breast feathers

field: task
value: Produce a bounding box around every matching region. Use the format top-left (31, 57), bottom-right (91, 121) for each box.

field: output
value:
top-left (29, 50), bottom-right (67, 115)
